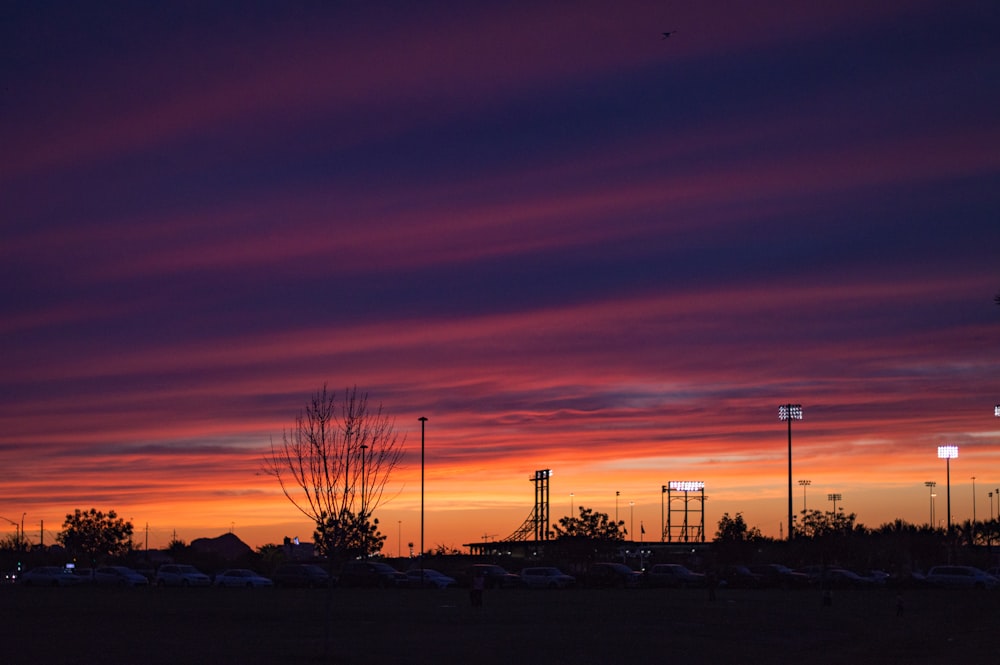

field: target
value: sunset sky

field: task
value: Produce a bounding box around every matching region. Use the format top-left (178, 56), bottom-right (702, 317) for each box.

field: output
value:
top-left (2, 1), bottom-right (999, 553)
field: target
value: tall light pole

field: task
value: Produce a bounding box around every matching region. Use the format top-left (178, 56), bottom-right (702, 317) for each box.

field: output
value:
top-left (570, 493), bottom-right (574, 518)
top-left (629, 501), bottom-right (635, 540)
top-left (971, 476), bottom-right (977, 525)
top-left (779, 404), bottom-right (803, 539)
top-left (938, 445), bottom-right (958, 535)
top-left (827, 493), bottom-right (842, 514)
top-left (924, 481), bottom-right (937, 527)
top-left (615, 491), bottom-right (620, 524)
top-left (419, 416), bottom-right (427, 570)
top-left (799, 479), bottom-right (811, 514)
top-left (661, 485), bottom-right (667, 543)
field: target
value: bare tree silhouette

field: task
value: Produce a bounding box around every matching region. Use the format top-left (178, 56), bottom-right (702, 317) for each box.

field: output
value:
top-left (263, 385), bottom-right (404, 561)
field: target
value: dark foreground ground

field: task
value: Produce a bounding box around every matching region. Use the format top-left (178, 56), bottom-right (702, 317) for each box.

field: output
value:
top-left (0, 584), bottom-right (995, 664)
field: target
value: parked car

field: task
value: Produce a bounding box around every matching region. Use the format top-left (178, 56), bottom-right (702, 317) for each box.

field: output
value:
top-left (747, 564), bottom-right (810, 589)
top-left (717, 565), bottom-right (762, 589)
top-left (464, 564), bottom-right (521, 589)
top-left (21, 566), bottom-right (83, 587)
top-left (214, 569), bottom-right (273, 588)
top-left (70, 567), bottom-right (95, 584)
top-left (272, 563), bottom-right (333, 588)
top-left (519, 567), bottom-right (575, 589)
top-left (338, 561), bottom-right (407, 588)
top-left (155, 564), bottom-right (211, 587)
top-left (818, 568), bottom-right (877, 589)
top-left (405, 568), bottom-right (457, 589)
top-left (926, 565), bottom-right (999, 589)
top-left (585, 562), bottom-right (642, 588)
top-left (93, 566), bottom-right (149, 587)
top-left (644, 564), bottom-right (706, 588)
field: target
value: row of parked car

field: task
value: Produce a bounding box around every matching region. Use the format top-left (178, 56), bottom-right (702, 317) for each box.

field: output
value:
top-left (12, 561), bottom-right (1000, 591)
top-left (15, 565), bottom-right (274, 588)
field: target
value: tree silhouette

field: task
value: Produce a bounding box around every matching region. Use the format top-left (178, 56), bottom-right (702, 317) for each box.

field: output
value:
top-left (552, 506), bottom-right (625, 540)
top-left (263, 385), bottom-right (404, 562)
top-left (713, 512), bottom-right (765, 562)
top-left (57, 508), bottom-right (133, 563)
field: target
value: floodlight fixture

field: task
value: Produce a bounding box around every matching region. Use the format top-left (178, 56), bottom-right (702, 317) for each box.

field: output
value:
top-left (779, 404), bottom-right (803, 420)
top-left (779, 404), bottom-right (803, 539)
top-left (827, 493), bottom-right (842, 513)
top-left (937, 445), bottom-right (958, 459)
top-left (995, 404), bottom-right (1000, 417)
top-left (668, 481), bottom-right (705, 492)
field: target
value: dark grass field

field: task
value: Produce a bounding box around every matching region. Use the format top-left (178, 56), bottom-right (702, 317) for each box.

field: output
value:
top-left (1, 584), bottom-right (995, 664)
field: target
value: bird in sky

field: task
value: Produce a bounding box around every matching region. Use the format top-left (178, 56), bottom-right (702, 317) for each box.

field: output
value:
top-left (662, 31), bottom-right (676, 39)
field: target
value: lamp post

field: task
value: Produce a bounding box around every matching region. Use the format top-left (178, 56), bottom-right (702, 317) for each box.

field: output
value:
top-left (799, 479), bottom-right (811, 514)
top-left (938, 445), bottom-right (958, 535)
top-left (661, 485), bottom-right (667, 543)
top-left (570, 493), bottom-right (574, 518)
top-left (971, 476), bottom-right (977, 525)
top-left (615, 491), bottom-right (620, 524)
top-left (990, 492), bottom-right (994, 522)
top-left (419, 416), bottom-right (427, 571)
top-left (629, 501), bottom-right (635, 540)
top-left (924, 481), bottom-right (936, 527)
top-left (827, 493), bottom-right (842, 514)
top-left (779, 404), bottom-right (803, 539)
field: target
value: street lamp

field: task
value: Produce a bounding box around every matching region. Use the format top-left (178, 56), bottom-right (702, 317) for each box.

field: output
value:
top-left (938, 445), bottom-right (958, 535)
top-left (570, 493), bottom-right (574, 518)
top-left (798, 479), bottom-right (811, 514)
top-left (827, 493), bottom-right (842, 514)
top-left (419, 416), bottom-right (427, 571)
top-left (924, 481), bottom-right (937, 527)
top-left (629, 501), bottom-right (635, 540)
top-left (971, 476), bottom-right (977, 525)
top-left (661, 485), bottom-right (667, 543)
top-left (779, 404), bottom-right (803, 539)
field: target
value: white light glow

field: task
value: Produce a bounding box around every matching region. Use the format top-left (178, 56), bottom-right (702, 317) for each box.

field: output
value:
top-left (668, 481), bottom-right (705, 492)
top-left (995, 404), bottom-right (999, 417)
top-left (778, 404), bottom-right (803, 420)
top-left (937, 445), bottom-right (958, 459)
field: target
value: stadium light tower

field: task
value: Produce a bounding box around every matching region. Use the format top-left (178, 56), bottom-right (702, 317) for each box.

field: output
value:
top-left (827, 493), bottom-right (842, 514)
top-left (938, 445), bottom-right (958, 535)
top-left (798, 479), bottom-right (811, 514)
top-left (779, 404), bottom-right (803, 539)
top-left (924, 481), bottom-right (936, 527)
